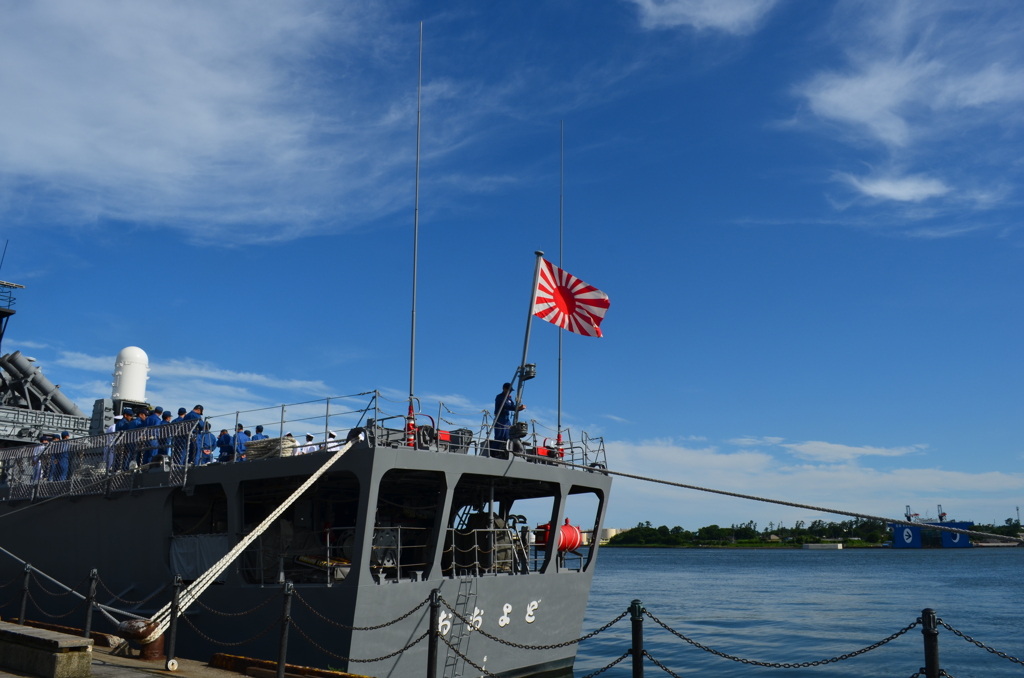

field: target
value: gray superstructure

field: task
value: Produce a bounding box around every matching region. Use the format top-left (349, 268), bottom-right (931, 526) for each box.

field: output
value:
top-left (0, 393), bottom-right (612, 677)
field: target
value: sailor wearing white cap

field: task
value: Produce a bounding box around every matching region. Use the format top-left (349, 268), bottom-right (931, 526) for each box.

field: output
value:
top-left (297, 433), bottom-right (317, 455)
top-left (325, 431), bottom-right (341, 452)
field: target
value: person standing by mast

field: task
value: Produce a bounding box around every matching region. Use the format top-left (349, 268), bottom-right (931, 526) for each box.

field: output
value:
top-left (493, 382), bottom-right (525, 444)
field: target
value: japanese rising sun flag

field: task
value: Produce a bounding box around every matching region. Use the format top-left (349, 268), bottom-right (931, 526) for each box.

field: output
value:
top-left (532, 259), bottom-right (610, 337)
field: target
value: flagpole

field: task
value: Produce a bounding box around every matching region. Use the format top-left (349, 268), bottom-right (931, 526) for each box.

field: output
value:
top-left (515, 251), bottom-right (545, 423)
top-left (407, 21), bottom-right (423, 444)
top-left (557, 121), bottom-right (564, 453)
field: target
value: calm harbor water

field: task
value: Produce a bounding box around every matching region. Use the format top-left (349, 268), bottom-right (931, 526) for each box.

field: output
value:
top-left (574, 547), bottom-right (1024, 677)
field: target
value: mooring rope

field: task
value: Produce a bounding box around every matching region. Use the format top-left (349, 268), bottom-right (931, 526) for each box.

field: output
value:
top-left (513, 453), bottom-right (1024, 544)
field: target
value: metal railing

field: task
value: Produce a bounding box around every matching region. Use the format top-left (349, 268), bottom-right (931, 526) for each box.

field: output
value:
top-left (0, 420), bottom-right (198, 501)
top-left (440, 526), bottom-right (584, 577)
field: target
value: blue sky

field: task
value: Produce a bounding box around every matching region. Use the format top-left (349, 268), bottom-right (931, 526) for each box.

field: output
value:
top-left (3, 0), bottom-right (1024, 530)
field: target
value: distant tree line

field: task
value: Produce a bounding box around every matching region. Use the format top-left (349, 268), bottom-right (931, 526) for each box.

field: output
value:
top-left (606, 516), bottom-right (1023, 547)
top-left (607, 519), bottom-right (890, 547)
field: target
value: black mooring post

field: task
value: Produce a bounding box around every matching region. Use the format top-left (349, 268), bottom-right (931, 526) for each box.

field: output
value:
top-left (427, 589), bottom-right (439, 678)
top-left (922, 608), bottom-right (940, 678)
top-left (165, 574), bottom-right (183, 671)
top-left (630, 599), bottom-right (645, 678)
top-left (277, 581), bottom-right (293, 678)
top-left (83, 569), bottom-right (98, 639)
top-left (18, 564), bottom-right (30, 625)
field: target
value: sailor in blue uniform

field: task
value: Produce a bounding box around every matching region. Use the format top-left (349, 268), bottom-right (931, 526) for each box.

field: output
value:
top-left (233, 424), bottom-right (250, 461)
top-left (493, 382), bottom-right (525, 443)
top-left (251, 425), bottom-right (268, 441)
top-left (143, 407), bottom-right (163, 464)
top-left (183, 405), bottom-right (204, 462)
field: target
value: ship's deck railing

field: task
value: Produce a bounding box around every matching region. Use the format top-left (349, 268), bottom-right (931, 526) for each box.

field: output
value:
top-left (202, 390), bottom-right (609, 470)
top-left (0, 420), bottom-right (197, 501)
top-left (0, 391), bottom-right (607, 502)
top-left (237, 525), bottom-right (432, 586)
top-left (441, 526), bottom-right (584, 577)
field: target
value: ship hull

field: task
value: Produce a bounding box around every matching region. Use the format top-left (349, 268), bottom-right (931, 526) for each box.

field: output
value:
top-left (0, 437), bottom-right (611, 677)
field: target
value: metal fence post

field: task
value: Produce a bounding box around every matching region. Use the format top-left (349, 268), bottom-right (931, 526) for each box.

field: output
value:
top-left (83, 569), bottom-right (98, 639)
top-left (18, 564), bottom-right (30, 625)
top-left (277, 581), bottom-right (293, 678)
top-left (427, 589), bottom-right (439, 678)
top-left (630, 599), bottom-right (644, 678)
top-left (922, 608), bottom-right (940, 678)
top-left (165, 574), bottom-right (183, 671)
top-left (279, 405), bottom-right (286, 457)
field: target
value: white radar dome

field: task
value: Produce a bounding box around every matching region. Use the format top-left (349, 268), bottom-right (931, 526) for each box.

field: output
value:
top-left (112, 346), bottom-right (150, 402)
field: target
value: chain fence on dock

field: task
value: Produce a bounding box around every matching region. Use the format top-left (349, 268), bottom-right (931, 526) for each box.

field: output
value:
top-left (4, 561), bottom-right (1024, 678)
top-left (645, 608), bottom-right (922, 668)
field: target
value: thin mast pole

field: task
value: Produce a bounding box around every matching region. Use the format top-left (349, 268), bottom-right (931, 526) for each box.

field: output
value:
top-left (514, 251), bottom-right (546, 423)
top-left (557, 122), bottom-right (564, 449)
top-left (408, 22), bottom-right (423, 428)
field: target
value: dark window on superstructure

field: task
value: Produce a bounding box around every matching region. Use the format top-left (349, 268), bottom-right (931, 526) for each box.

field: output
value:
top-left (239, 472), bottom-right (360, 585)
top-left (564, 486), bottom-right (604, 572)
top-left (369, 469), bottom-right (446, 582)
top-left (171, 484), bottom-right (228, 535)
top-left (442, 474), bottom-right (557, 576)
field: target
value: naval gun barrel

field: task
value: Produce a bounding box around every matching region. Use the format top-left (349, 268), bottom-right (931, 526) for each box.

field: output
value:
top-left (0, 350), bottom-right (86, 417)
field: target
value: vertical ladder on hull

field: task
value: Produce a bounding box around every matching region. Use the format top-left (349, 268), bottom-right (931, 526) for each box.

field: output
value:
top-left (442, 575), bottom-right (477, 678)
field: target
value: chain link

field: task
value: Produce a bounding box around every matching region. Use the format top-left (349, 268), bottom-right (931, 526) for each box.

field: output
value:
top-left (27, 590), bottom-right (85, 619)
top-left (194, 593), bottom-right (278, 617)
top-left (438, 632), bottom-right (500, 677)
top-left (180, 612), bottom-right (282, 647)
top-left (938, 619), bottom-right (1024, 665)
top-left (578, 650), bottom-right (632, 678)
top-left (940, 670), bottom-right (955, 677)
top-left (292, 590), bottom-right (430, 630)
top-left (644, 649), bottom-right (683, 678)
top-left (0, 592), bottom-right (21, 610)
top-left (0, 573), bottom-right (23, 589)
top-left (438, 596), bottom-right (627, 650)
top-left (645, 610), bottom-right (919, 668)
top-left (31, 573), bottom-right (87, 598)
top-left (290, 617), bottom-right (429, 663)
top-left (98, 577), bottom-right (169, 605)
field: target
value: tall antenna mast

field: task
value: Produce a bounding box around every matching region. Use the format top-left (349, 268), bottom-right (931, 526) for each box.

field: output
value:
top-left (557, 122), bottom-right (564, 450)
top-left (407, 22), bottom-right (423, 441)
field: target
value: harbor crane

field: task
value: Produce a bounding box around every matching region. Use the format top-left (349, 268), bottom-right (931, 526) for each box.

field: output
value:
top-left (937, 505), bottom-right (947, 522)
top-left (905, 505), bottom-right (919, 522)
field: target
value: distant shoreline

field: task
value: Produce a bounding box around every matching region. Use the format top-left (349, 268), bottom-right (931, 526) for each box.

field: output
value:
top-left (601, 543), bottom-right (886, 549)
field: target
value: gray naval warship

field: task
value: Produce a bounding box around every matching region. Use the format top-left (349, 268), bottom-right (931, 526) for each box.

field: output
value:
top-left (0, 284), bottom-right (613, 678)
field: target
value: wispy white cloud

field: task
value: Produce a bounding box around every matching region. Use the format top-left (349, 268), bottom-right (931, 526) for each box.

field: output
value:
top-left (603, 413), bottom-right (631, 423)
top-left (780, 440), bottom-right (926, 463)
top-left (728, 435), bottom-right (784, 447)
top-left (628, 0), bottom-right (779, 34)
top-left (793, 0), bottom-right (1024, 219)
top-left (838, 172), bottom-right (951, 202)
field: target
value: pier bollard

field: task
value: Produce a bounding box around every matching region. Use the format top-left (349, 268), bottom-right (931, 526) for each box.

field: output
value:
top-left (165, 574), bottom-right (183, 671)
top-left (629, 599), bottom-right (645, 678)
top-left (277, 581), bottom-right (293, 678)
top-left (427, 589), bottom-right (439, 678)
top-left (921, 608), bottom-right (940, 678)
top-left (18, 564), bottom-right (30, 625)
top-left (83, 569), bottom-right (98, 639)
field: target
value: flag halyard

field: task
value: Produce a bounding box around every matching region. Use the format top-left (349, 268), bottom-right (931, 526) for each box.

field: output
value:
top-left (532, 259), bottom-right (610, 337)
